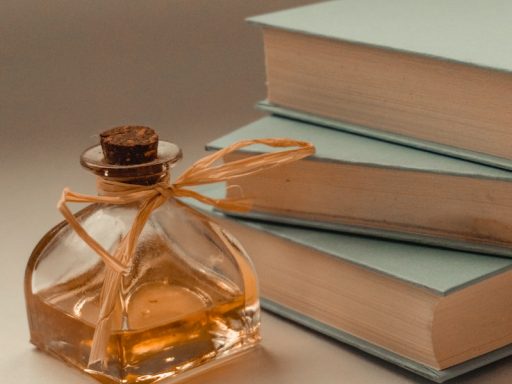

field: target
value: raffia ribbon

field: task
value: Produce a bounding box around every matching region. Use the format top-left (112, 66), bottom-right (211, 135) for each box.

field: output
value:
top-left (57, 138), bottom-right (315, 367)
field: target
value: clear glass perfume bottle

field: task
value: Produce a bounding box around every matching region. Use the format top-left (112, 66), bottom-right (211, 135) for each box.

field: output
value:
top-left (24, 128), bottom-right (261, 384)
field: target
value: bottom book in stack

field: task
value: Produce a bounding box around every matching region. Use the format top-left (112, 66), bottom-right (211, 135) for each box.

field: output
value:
top-left (185, 201), bottom-right (512, 382)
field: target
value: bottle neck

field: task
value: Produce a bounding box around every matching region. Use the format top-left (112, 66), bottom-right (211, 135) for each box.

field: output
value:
top-left (96, 170), bottom-right (171, 195)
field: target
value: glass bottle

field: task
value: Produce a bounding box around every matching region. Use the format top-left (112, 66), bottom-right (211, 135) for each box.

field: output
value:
top-left (24, 132), bottom-right (261, 384)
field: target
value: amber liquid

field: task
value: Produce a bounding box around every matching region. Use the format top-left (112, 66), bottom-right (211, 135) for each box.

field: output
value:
top-left (28, 280), bottom-right (259, 384)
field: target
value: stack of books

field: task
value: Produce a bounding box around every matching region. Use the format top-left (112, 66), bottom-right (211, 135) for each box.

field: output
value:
top-left (201, 1), bottom-right (512, 382)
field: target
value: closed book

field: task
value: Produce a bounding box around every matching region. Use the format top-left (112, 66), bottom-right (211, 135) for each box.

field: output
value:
top-left (191, 203), bottom-right (512, 382)
top-left (206, 115), bottom-right (512, 257)
top-left (248, 0), bottom-right (512, 170)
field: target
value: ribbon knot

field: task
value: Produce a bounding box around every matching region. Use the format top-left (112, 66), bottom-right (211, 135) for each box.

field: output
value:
top-left (56, 138), bottom-right (315, 367)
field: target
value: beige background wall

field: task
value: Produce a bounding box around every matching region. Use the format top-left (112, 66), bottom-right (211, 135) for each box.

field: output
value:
top-left (2, 1), bottom-right (318, 171)
top-left (0, 0), bottom-right (319, 239)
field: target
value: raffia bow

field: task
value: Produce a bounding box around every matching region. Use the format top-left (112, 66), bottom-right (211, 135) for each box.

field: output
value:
top-left (57, 138), bottom-right (315, 367)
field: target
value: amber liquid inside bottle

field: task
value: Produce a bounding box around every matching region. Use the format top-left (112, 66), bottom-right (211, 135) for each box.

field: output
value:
top-left (28, 288), bottom-right (255, 384)
top-left (25, 204), bottom-right (260, 384)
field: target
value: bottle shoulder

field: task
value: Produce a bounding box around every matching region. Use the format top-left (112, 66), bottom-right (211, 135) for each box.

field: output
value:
top-left (26, 199), bottom-right (257, 299)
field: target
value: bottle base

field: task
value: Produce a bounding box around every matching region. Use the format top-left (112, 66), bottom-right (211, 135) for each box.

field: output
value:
top-left (32, 333), bottom-right (261, 384)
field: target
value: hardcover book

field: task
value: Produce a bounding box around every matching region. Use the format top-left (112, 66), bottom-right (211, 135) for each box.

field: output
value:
top-left (188, 202), bottom-right (512, 383)
top-left (248, 0), bottom-right (512, 170)
top-left (206, 115), bottom-right (512, 257)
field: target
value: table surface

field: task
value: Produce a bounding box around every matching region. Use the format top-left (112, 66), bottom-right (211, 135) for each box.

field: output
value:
top-left (1, 1), bottom-right (511, 383)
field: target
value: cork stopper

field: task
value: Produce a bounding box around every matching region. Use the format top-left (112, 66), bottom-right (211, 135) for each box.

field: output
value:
top-left (81, 126), bottom-right (181, 181)
top-left (100, 125), bottom-right (159, 165)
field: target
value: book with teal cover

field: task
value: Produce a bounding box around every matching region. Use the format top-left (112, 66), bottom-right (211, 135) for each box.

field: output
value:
top-left (187, 199), bottom-right (512, 383)
top-left (247, 0), bottom-right (512, 73)
top-left (247, 0), bottom-right (512, 170)
top-left (206, 115), bottom-right (512, 257)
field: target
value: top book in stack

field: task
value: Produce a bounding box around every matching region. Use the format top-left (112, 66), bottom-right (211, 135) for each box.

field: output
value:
top-left (248, 0), bottom-right (512, 170)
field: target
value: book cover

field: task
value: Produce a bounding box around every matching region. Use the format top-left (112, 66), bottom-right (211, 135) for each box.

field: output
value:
top-left (248, 0), bottom-right (512, 73)
top-left (206, 115), bottom-right (512, 257)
